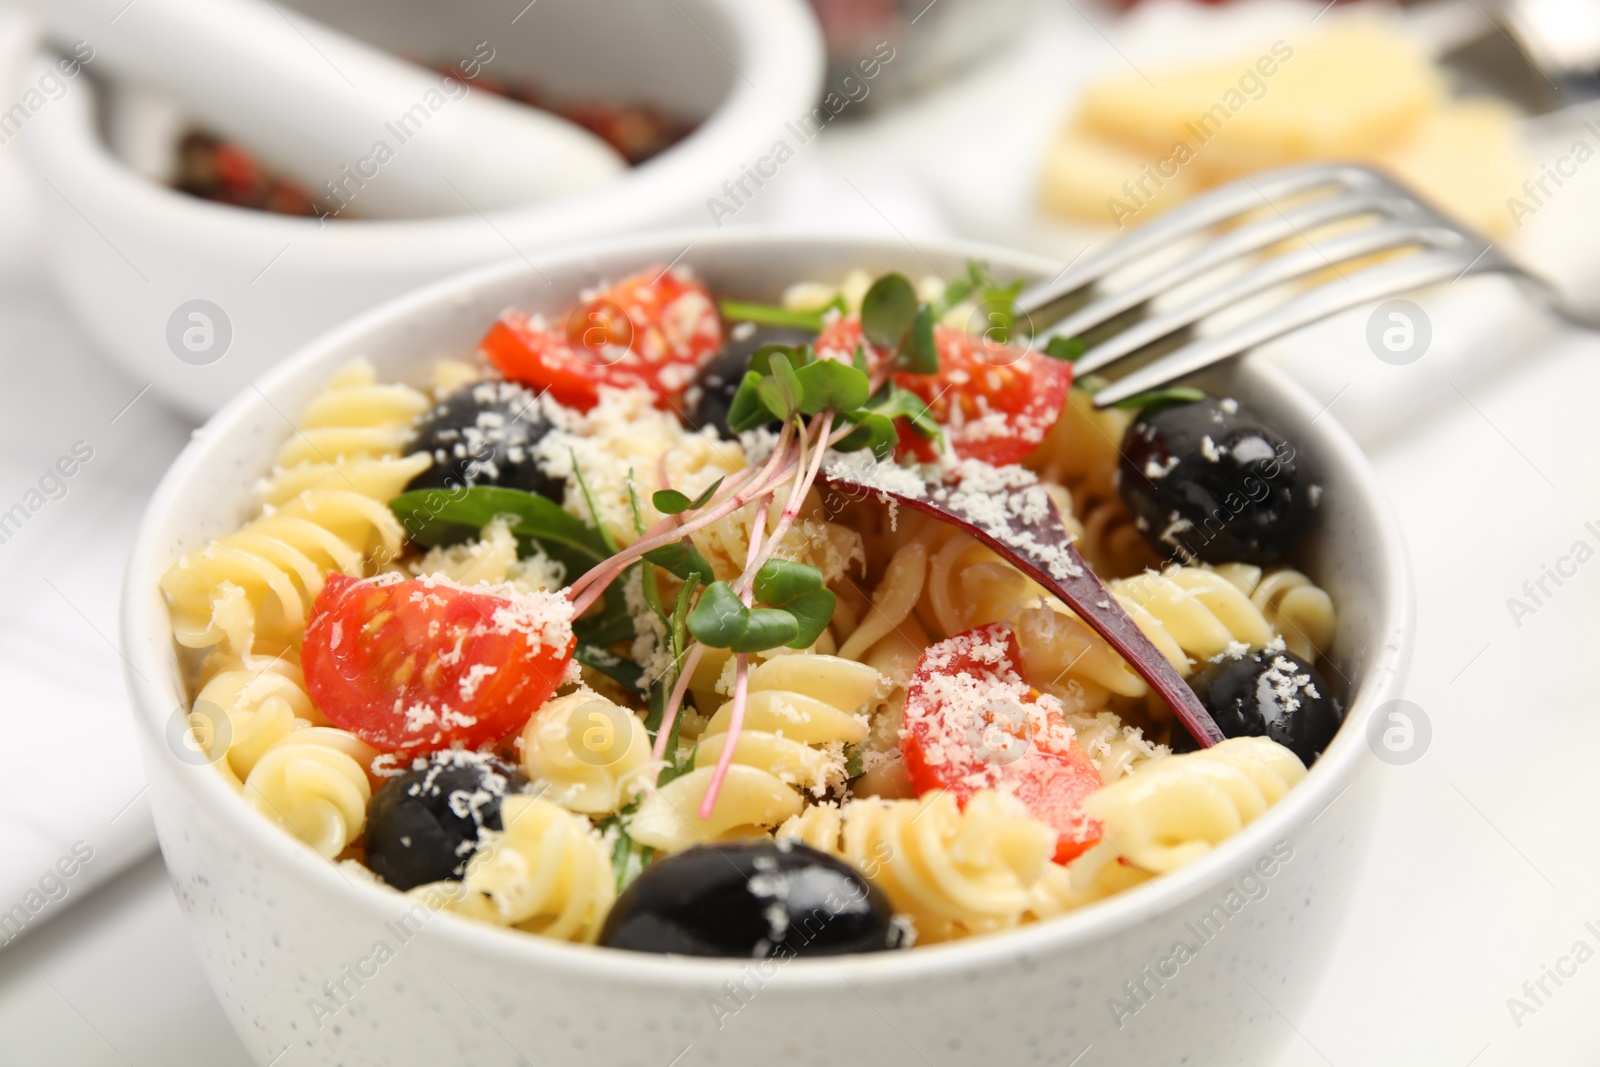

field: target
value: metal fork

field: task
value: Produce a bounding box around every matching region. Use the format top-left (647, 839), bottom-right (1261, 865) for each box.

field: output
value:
top-left (1013, 163), bottom-right (1580, 408)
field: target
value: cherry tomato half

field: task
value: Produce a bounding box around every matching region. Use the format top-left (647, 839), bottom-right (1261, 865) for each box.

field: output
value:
top-left (302, 574), bottom-right (574, 755)
top-left (481, 267), bottom-right (722, 410)
top-left (900, 622), bottom-right (1103, 863)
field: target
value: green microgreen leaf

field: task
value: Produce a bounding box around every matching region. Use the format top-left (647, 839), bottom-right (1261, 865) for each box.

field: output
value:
top-left (735, 609), bottom-right (800, 652)
top-left (752, 558), bottom-right (824, 604)
top-left (904, 303), bottom-right (938, 374)
top-left (748, 343), bottom-right (813, 378)
top-left (718, 299), bottom-right (826, 333)
top-left (861, 273), bottom-right (918, 349)
top-left (652, 476), bottom-right (724, 516)
top-left (624, 472), bottom-right (648, 538)
top-left (832, 412), bottom-right (899, 459)
top-left (851, 342), bottom-right (869, 376)
top-left (1044, 336), bottom-right (1086, 362)
top-left (685, 581), bottom-right (749, 648)
top-left (778, 589), bottom-right (835, 649)
top-left (756, 353), bottom-right (803, 422)
top-left (1111, 386), bottom-right (1206, 412)
top-left (795, 357), bottom-right (870, 416)
top-left (726, 370), bottom-right (772, 433)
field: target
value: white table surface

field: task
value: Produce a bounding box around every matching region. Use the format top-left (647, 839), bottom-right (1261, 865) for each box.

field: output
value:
top-left (4, 4), bottom-right (1600, 1064)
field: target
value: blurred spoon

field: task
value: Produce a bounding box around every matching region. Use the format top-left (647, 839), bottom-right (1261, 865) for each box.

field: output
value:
top-left (41, 0), bottom-right (626, 218)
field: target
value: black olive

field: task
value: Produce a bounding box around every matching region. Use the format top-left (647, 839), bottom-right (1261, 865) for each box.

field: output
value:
top-left (364, 752), bottom-right (527, 891)
top-left (1173, 646), bottom-right (1342, 765)
top-left (683, 325), bottom-right (816, 438)
top-left (404, 381), bottom-right (560, 500)
top-left (598, 841), bottom-right (908, 957)
top-left (1118, 396), bottom-right (1312, 565)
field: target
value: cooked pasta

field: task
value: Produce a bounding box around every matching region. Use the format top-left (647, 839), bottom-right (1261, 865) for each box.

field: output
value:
top-left (460, 795), bottom-right (615, 942)
top-left (831, 789), bottom-right (1057, 943)
top-left (193, 654), bottom-right (322, 788)
top-left (1082, 736), bottom-right (1306, 875)
top-left (165, 263), bottom-right (1345, 957)
top-left (629, 654), bottom-right (879, 852)
top-left (1211, 563), bottom-right (1337, 661)
top-left (243, 727), bottom-right (376, 859)
top-left (520, 689), bottom-right (656, 816)
top-left (256, 359), bottom-right (431, 506)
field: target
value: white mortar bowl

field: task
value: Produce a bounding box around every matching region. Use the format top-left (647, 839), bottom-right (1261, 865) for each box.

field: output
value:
top-left (26, 0), bottom-right (821, 418)
top-left (123, 231), bottom-right (1413, 1067)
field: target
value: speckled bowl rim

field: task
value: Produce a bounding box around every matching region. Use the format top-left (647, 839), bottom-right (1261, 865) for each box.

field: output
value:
top-left (122, 228), bottom-right (1414, 993)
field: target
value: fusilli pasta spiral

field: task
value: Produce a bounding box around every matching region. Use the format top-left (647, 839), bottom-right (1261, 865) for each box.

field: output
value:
top-left (629, 655), bottom-right (880, 852)
top-left (1210, 563), bottom-right (1337, 661)
top-left (193, 654), bottom-right (322, 788)
top-left (521, 689), bottom-right (656, 816)
top-left (1082, 736), bottom-right (1306, 875)
top-left (460, 795), bottom-right (615, 942)
top-left (243, 727), bottom-right (376, 859)
top-left (820, 789), bottom-right (1057, 944)
top-left (257, 359), bottom-right (431, 506)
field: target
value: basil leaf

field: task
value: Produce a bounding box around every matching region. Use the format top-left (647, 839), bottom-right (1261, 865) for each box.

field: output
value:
top-left (753, 558), bottom-right (823, 605)
top-left (779, 589), bottom-right (834, 650)
top-left (796, 358), bottom-right (869, 416)
top-left (575, 643), bottom-right (645, 696)
top-left (732, 608), bottom-right (800, 653)
top-left (718, 299), bottom-right (825, 332)
top-left (390, 486), bottom-right (608, 562)
top-left (686, 581), bottom-right (748, 648)
top-left (861, 273), bottom-right (918, 348)
top-left (1044, 336), bottom-right (1086, 362)
top-left (904, 303), bottom-right (938, 374)
top-left (642, 539), bottom-right (716, 583)
top-left (727, 370), bottom-right (773, 433)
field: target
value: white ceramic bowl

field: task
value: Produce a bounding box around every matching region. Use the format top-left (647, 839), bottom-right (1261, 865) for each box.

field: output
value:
top-left (25, 0), bottom-right (821, 418)
top-left (123, 231), bottom-right (1413, 1067)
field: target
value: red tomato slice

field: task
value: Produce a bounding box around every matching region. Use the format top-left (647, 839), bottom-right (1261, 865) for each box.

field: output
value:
top-left (481, 267), bottom-right (723, 411)
top-left (900, 622), bottom-right (1103, 863)
top-left (302, 574), bottom-right (575, 755)
top-left (813, 316), bottom-right (1072, 466)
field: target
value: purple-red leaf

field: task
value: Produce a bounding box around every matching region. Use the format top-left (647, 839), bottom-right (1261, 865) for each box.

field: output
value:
top-left (819, 460), bottom-right (1224, 747)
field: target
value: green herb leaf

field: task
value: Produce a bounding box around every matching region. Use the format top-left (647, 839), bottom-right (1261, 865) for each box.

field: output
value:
top-left (752, 558), bottom-right (824, 604)
top-left (904, 303), bottom-right (938, 374)
top-left (598, 802), bottom-right (653, 892)
top-left (851, 342), bottom-right (869, 375)
top-left (733, 608), bottom-right (800, 652)
top-left (574, 643), bottom-right (646, 696)
top-left (843, 743), bottom-right (864, 779)
top-left (718, 299), bottom-right (825, 333)
top-left (685, 581), bottom-right (749, 648)
top-left (657, 742), bottom-right (698, 787)
top-left (641, 538), bottom-right (716, 583)
top-left (749, 343), bottom-right (813, 378)
top-left (624, 473), bottom-right (648, 538)
top-left (1044, 336), bottom-right (1086, 362)
top-left (778, 589), bottom-right (835, 649)
top-left (726, 370), bottom-right (773, 433)
top-left (795, 357), bottom-right (870, 416)
top-left (1112, 386), bottom-right (1206, 412)
top-left (756, 352), bottom-right (803, 422)
top-left (832, 412), bottom-right (899, 459)
top-left (652, 476), bottom-right (724, 516)
top-left (390, 486), bottom-right (607, 561)
top-left (861, 273), bottom-right (918, 349)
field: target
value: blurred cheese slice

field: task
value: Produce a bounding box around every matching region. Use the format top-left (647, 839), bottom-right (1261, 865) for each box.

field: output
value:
top-left (1038, 123), bottom-right (1204, 228)
top-left (1077, 22), bottom-right (1444, 177)
top-left (1377, 100), bottom-right (1522, 236)
top-left (1040, 18), bottom-right (1523, 236)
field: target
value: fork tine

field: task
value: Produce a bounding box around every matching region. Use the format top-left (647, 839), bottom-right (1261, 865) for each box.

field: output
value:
top-left (1074, 219), bottom-right (1468, 374)
top-left (1014, 163), bottom-right (1389, 321)
top-left (1088, 245), bottom-right (1530, 407)
top-left (1034, 188), bottom-right (1415, 345)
